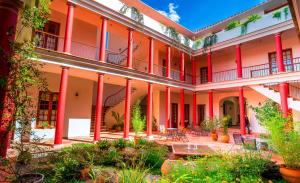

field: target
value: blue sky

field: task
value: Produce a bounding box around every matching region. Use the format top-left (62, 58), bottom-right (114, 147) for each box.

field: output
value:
top-left (141, 0), bottom-right (266, 31)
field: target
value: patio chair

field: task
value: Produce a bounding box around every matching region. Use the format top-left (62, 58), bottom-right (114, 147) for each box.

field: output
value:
top-left (232, 133), bottom-right (243, 145)
top-left (177, 128), bottom-right (189, 142)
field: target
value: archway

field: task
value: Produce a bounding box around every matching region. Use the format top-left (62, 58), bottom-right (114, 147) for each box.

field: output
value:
top-left (219, 96), bottom-right (242, 127)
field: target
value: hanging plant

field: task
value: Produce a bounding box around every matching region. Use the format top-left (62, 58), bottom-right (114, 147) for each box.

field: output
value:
top-left (183, 36), bottom-right (190, 47)
top-left (273, 11), bottom-right (282, 20)
top-left (203, 34), bottom-right (218, 49)
top-left (119, 5), bottom-right (144, 24)
top-left (225, 20), bottom-right (240, 31)
top-left (165, 26), bottom-right (180, 42)
top-left (283, 7), bottom-right (289, 20)
top-left (241, 14), bottom-right (261, 35)
top-left (192, 38), bottom-right (202, 49)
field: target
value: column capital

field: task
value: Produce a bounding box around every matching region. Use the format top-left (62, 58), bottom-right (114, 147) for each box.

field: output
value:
top-left (61, 66), bottom-right (70, 70)
top-left (67, 1), bottom-right (76, 7)
top-left (236, 43), bottom-right (242, 48)
top-left (275, 32), bottom-right (282, 37)
top-left (127, 27), bottom-right (134, 31)
top-left (101, 16), bottom-right (109, 21)
top-left (97, 72), bottom-right (104, 76)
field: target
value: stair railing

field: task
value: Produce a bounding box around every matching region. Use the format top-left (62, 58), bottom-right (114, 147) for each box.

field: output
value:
top-left (106, 42), bottom-right (141, 65)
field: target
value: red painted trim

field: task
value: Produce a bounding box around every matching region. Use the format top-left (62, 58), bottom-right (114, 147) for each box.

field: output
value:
top-left (239, 87), bottom-right (246, 135)
top-left (208, 90), bottom-right (213, 120)
top-left (63, 3), bottom-right (75, 53)
top-left (236, 44), bottom-right (243, 78)
top-left (192, 92), bottom-right (197, 127)
top-left (207, 52), bottom-right (212, 82)
top-left (94, 73), bottom-right (104, 141)
top-left (166, 46), bottom-right (171, 78)
top-left (123, 79), bottom-right (132, 138)
top-left (148, 38), bottom-right (154, 74)
top-left (279, 82), bottom-right (289, 118)
top-left (275, 33), bottom-right (285, 72)
top-left (54, 67), bottom-right (69, 145)
top-left (165, 86), bottom-right (171, 128)
top-left (146, 83), bottom-right (153, 136)
top-left (180, 89), bottom-right (185, 128)
top-left (127, 29), bottom-right (133, 68)
top-left (99, 17), bottom-right (107, 62)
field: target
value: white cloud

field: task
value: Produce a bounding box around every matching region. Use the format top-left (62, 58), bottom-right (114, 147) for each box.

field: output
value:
top-left (157, 3), bottom-right (180, 23)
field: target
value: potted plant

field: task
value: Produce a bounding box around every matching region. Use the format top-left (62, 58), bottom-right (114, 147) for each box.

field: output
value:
top-left (131, 100), bottom-right (145, 144)
top-left (111, 111), bottom-right (124, 132)
top-left (253, 100), bottom-right (300, 182)
top-left (220, 115), bottom-right (231, 143)
top-left (202, 117), bottom-right (219, 141)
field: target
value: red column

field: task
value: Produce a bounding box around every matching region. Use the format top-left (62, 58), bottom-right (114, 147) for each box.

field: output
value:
top-left (123, 79), bottom-right (132, 138)
top-left (239, 87), bottom-right (246, 135)
top-left (208, 91), bottom-right (213, 120)
top-left (180, 89), bottom-right (185, 128)
top-left (148, 38), bottom-right (154, 74)
top-left (192, 92), bottom-right (197, 127)
top-left (236, 44), bottom-right (243, 78)
top-left (63, 2), bottom-right (75, 53)
top-left (54, 67), bottom-right (69, 145)
top-left (192, 57), bottom-right (196, 85)
top-left (54, 3), bottom-right (75, 145)
top-left (280, 82), bottom-right (289, 118)
top-left (207, 52), bottom-right (212, 82)
top-left (99, 17), bottom-right (108, 62)
top-left (166, 46), bottom-right (171, 78)
top-left (127, 29), bottom-right (133, 68)
top-left (275, 33), bottom-right (285, 72)
top-left (93, 74), bottom-right (104, 141)
top-left (165, 87), bottom-right (171, 129)
top-left (275, 33), bottom-right (289, 117)
top-left (146, 83), bottom-right (153, 136)
top-left (180, 52), bottom-right (185, 81)
top-left (0, 0), bottom-right (23, 157)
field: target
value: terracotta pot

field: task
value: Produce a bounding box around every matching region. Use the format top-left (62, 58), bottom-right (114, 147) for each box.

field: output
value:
top-left (220, 134), bottom-right (230, 143)
top-left (134, 136), bottom-right (141, 145)
top-left (211, 132), bottom-right (218, 141)
top-left (18, 173), bottom-right (44, 183)
top-left (80, 167), bottom-right (91, 179)
top-left (280, 166), bottom-right (300, 183)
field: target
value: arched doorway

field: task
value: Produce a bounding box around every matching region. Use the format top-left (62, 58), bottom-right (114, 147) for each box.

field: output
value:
top-left (219, 96), bottom-right (244, 127)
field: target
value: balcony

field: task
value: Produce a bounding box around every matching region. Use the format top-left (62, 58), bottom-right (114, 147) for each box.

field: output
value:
top-left (196, 58), bottom-right (300, 84)
top-left (35, 30), bottom-right (190, 84)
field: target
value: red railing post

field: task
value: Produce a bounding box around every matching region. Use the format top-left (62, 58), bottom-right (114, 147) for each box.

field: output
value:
top-left (165, 86), bottom-right (171, 129)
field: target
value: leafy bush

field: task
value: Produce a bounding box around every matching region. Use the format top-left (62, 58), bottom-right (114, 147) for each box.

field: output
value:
top-left (132, 100), bottom-right (145, 135)
top-left (160, 152), bottom-right (270, 183)
top-left (220, 115), bottom-right (231, 135)
top-left (253, 100), bottom-right (300, 168)
top-left (112, 138), bottom-right (128, 149)
top-left (52, 156), bottom-right (82, 182)
top-left (225, 20), bottom-right (240, 31)
top-left (201, 117), bottom-right (220, 133)
top-left (97, 139), bottom-right (112, 150)
top-left (273, 11), bottom-right (282, 20)
top-left (118, 168), bottom-right (148, 183)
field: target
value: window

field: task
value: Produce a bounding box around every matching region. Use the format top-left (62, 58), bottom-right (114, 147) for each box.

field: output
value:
top-left (200, 67), bottom-right (208, 84)
top-left (37, 91), bottom-right (59, 128)
top-left (268, 49), bottom-right (293, 73)
top-left (36, 21), bottom-right (60, 51)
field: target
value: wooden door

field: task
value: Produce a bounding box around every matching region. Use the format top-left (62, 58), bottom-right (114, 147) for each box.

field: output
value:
top-left (171, 103), bottom-right (178, 128)
top-left (197, 104), bottom-right (205, 126)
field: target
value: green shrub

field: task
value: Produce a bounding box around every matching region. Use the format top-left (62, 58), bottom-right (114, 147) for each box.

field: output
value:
top-left (97, 139), bottom-right (112, 150)
top-left (132, 100), bottom-right (146, 135)
top-left (112, 138), bottom-right (128, 149)
top-left (118, 168), bottom-right (148, 183)
top-left (52, 156), bottom-right (82, 182)
top-left (225, 20), bottom-right (240, 31)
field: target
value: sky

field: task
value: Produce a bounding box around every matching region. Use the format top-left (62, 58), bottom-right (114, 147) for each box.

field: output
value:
top-left (141, 0), bottom-right (266, 31)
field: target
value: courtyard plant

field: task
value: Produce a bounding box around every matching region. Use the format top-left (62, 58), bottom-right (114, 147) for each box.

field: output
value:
top-left (253, 100), bottom-right (300, 183)
top-left (0, 0), bottom-right (51, 182)
top-left (202, 117), bottom-right (220, 141)
top-left (132, 100), bottom-right (146, 143)
top-left (220, 115), bottom-right (231, 143)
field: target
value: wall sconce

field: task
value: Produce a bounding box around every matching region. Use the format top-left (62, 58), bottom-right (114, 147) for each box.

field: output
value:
top-left (75, 92), bottom-right (79, 97)
top-left (258, 102), bottom-right (261, 106)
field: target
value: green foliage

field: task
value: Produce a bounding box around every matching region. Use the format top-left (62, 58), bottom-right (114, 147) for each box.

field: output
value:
top-left (201, 117), bottom-right (220, 133)
top-left (241, 14), bottom-right (261, 35)
top-left (97, 139), bottom-right (112, 151)
top-left (225, 20), bottom-right (240, 31)
top-left (273, 11), bottom-right (282, 20)
top-left (132, 100), bottom-right (146, 135)
top-left (160, 152), bottom-right (270, 183)
top-left (252, 100), bottom-right (300, 168)
top-left (183, 36), bottom-right (190, 47)
top-left (118, 168), bottom-right (148, 183)
top-left (119, 5), bottom-right (144, 23)
top-left (112, 138), bottom-right (127, 149)
top-left (52, 156), bottom-right (82, 182)
top-left (220, 115), bottom-right (231, 135)
top-left (283, 7), bottom-right (289, 19)
top-left (165, 26), bottom-right (180, 42)
top-left (203, 34), bottom-right (217, 50)
top-left (192, 39), bottom-right (202, 49)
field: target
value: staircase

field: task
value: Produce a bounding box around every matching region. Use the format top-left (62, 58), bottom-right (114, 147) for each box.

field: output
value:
top-left (106, 43), bottom-right (140, 65)
top-left (90, 87), bottom-right (136, 133)
top-left (250, 83), bottom-right (300, 112)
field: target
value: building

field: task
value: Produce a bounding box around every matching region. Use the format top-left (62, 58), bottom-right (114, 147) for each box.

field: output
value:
top-left (1, 0), bottom-right (300, 156)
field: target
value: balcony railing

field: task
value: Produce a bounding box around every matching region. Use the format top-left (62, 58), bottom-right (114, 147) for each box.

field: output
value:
top-left (213, 69), bottom-right (237, 83)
